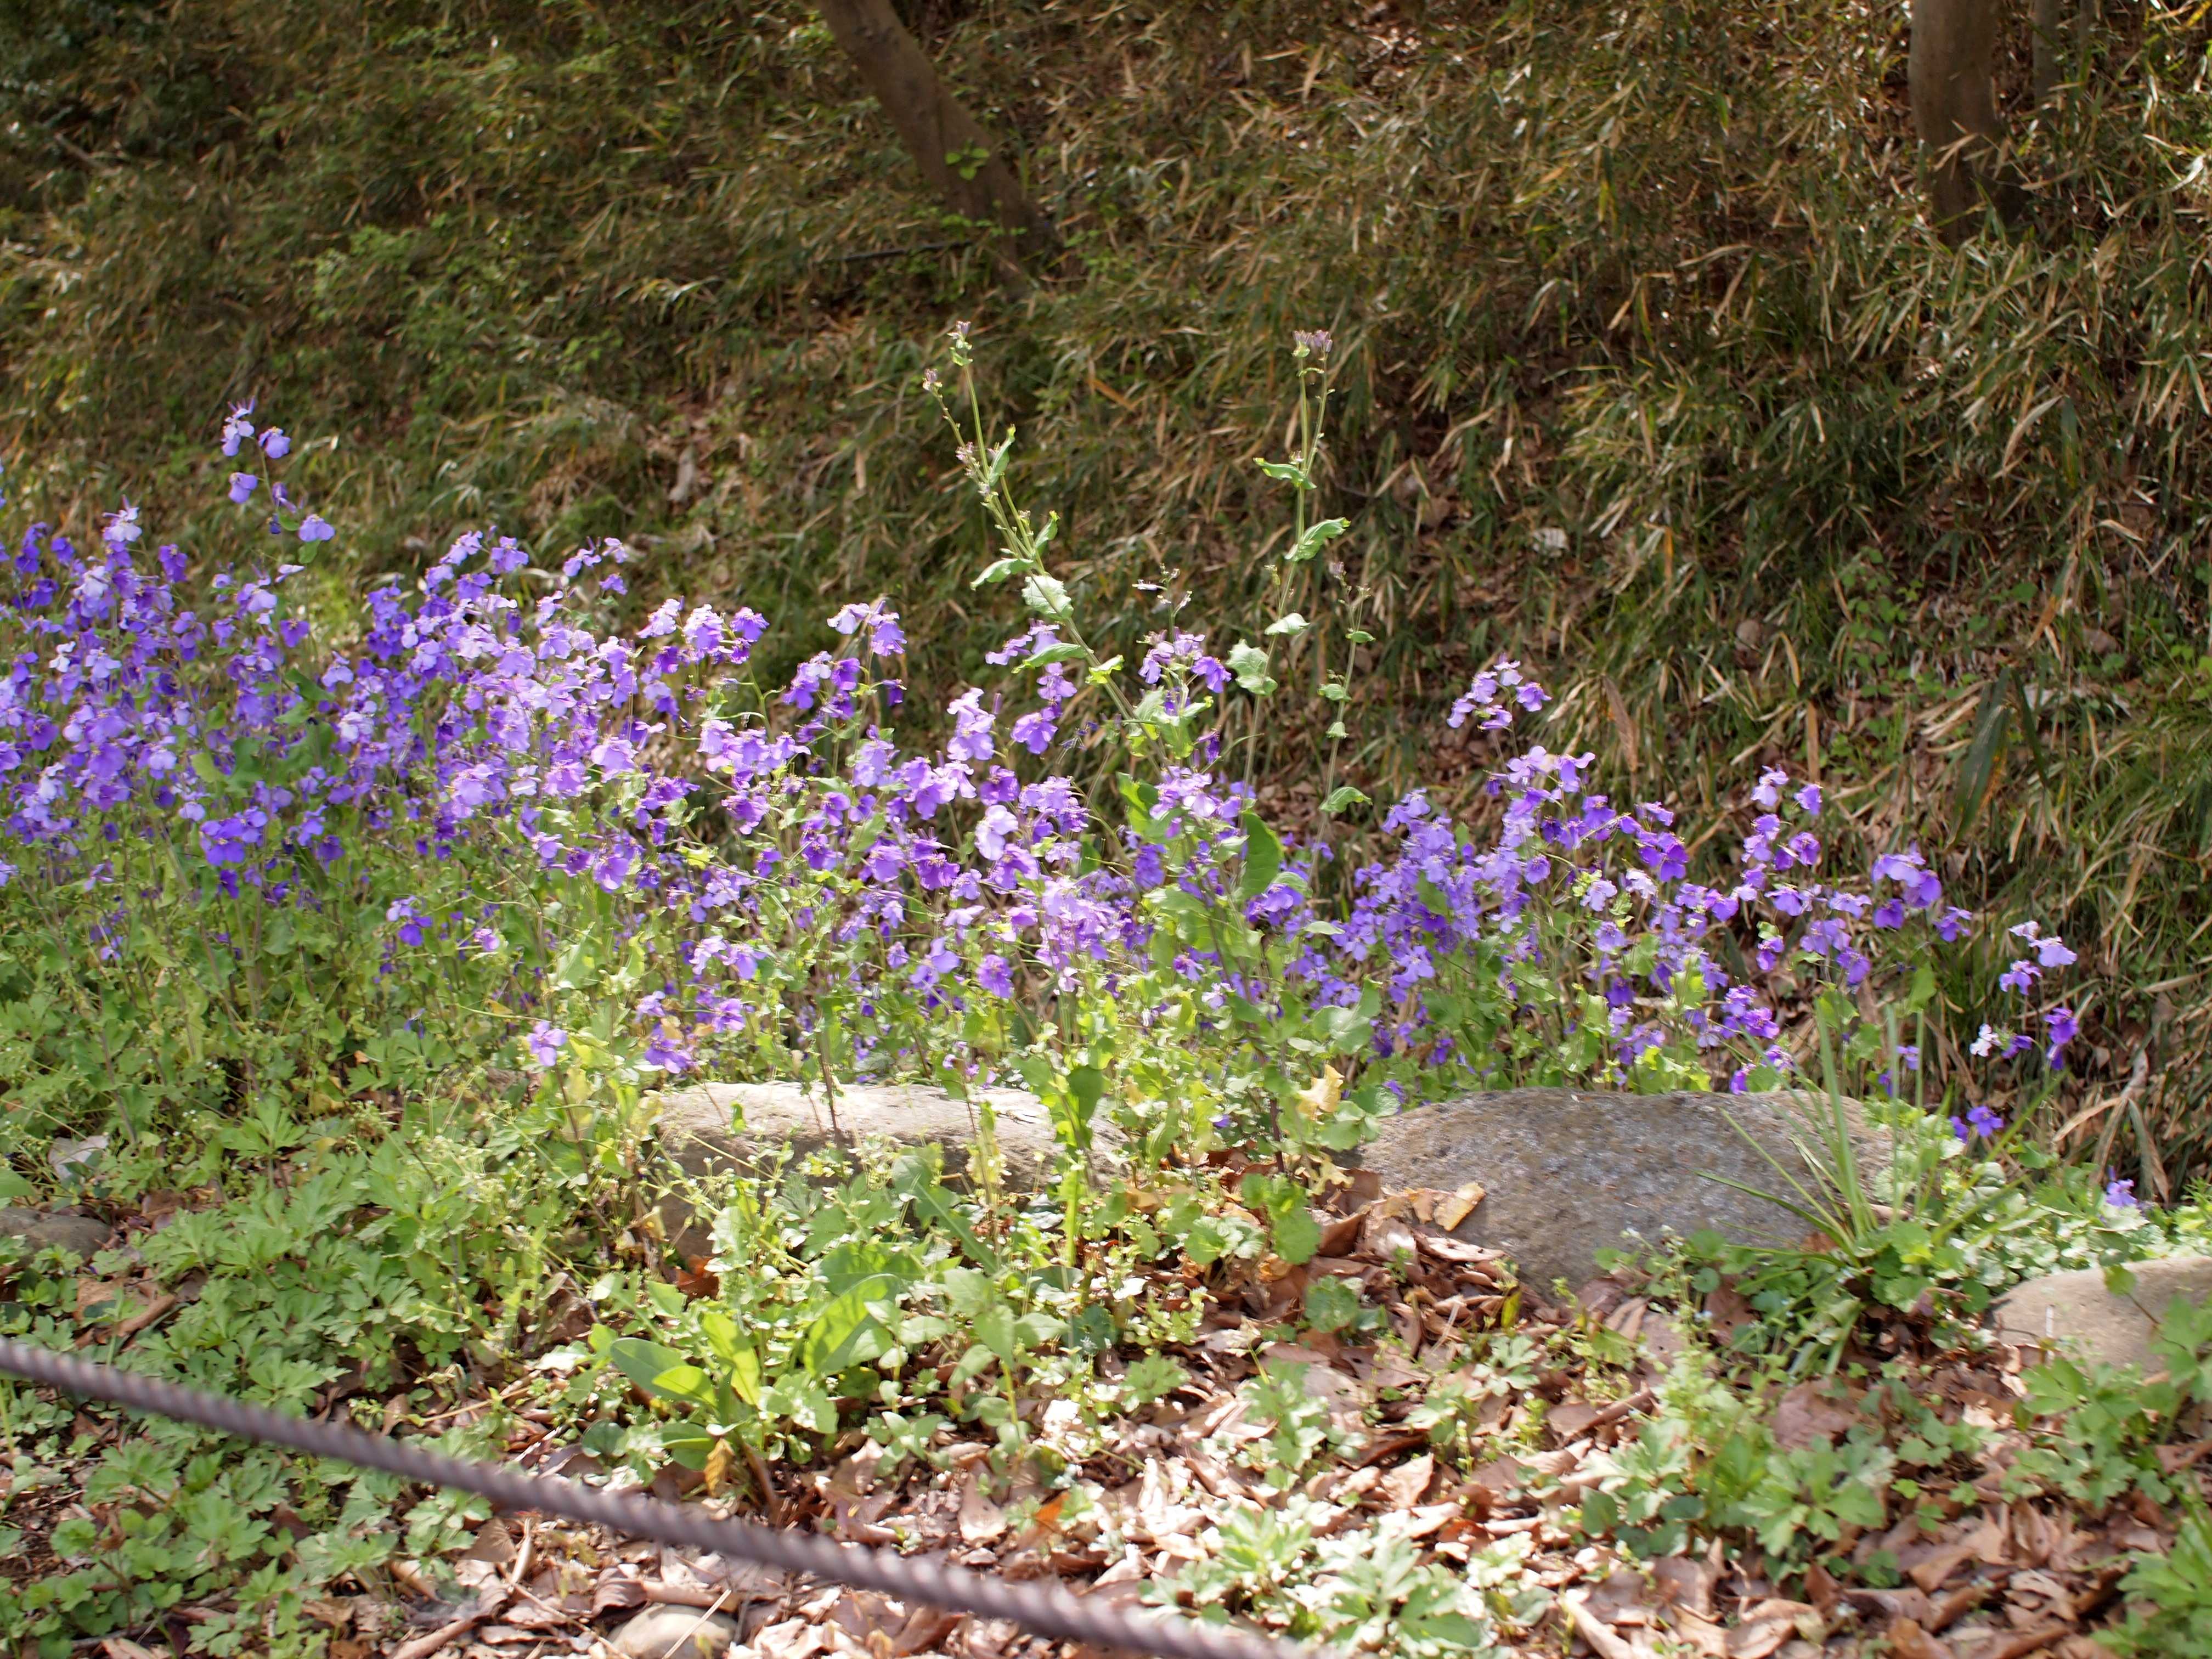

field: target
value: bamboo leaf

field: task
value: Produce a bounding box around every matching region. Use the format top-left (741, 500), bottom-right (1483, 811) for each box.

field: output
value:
top-left (1953, 675), bottom-right (2013, 837)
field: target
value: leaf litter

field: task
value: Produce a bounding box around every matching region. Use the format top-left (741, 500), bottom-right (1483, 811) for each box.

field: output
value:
top-left (5, 1163), bottom-right (2202, 1659)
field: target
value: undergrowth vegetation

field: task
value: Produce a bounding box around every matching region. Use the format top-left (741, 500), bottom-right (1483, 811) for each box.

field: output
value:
top-left (4, 0), bottom-right (2208, 1178)
top-left (0, 330), bottom-right (2205, 1656)
top-left (1, 3), bottom-right (2210, 1655)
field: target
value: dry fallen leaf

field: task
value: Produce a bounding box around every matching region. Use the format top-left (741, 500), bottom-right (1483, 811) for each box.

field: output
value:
top-left (1547, 1402), bottom-right (1601, 1442)
top-left (1771, 1381), bottom-right (1858, 1451)
top-left (1435, 1182), bottom-right (1486, 1231)
top-left (1663, 1606), bottom-right (1729, 1659)
top-left (1886, 1618), bottom-right (1956, 1659)
top-left (1378, 1452), bottom-right (1435, 1508)
top-left (1564, 1591), bottom-right (1639, 1659)
top-left (957, 1474), bottom-right (1007, 1544)
top-left (1392, 1502), bottom-right (1462, 1539)
top-left (1724, 1599), bottom-right (1818, 1659)
top-left (1651, 1555), bottom-right (1717, 1620)
top-left (1360, 1211), bottom-right (1418, 1260)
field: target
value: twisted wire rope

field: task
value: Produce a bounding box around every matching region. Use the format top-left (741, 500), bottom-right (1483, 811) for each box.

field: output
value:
top-left (0, 1338), bottom-right (1320, 1659)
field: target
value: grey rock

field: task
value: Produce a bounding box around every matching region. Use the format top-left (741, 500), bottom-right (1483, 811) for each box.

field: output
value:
top-left (608, 1606), bottom-right (740, 1658)
top-left (1991, 1254), bottom-right (2212, 1374)
top-left (651, 1080), bottom-right (1076, 1256)
top-left (1351, 1088), bottom-right (1890, 1292)
top-left (656, 1080), bottom-right (1072, 1184)
top-left (0, 1207), bottom-right (112, 1262)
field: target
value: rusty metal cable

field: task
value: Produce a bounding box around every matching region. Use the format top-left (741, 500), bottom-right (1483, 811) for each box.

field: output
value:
top-left (0, 1338), bottom-right (1318, 1659)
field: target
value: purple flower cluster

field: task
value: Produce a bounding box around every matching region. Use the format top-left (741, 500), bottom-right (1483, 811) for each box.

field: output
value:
top-left (0, 408), bottom-right (2085, 1128)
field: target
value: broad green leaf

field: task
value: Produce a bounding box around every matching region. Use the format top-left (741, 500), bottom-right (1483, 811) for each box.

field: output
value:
top-left (607, 1339), bottom-right (713, 1407)
top-left (1265, 613), bottom-right (1310, 636)
top-left (1272, 1204), bottom-right (1321, 1265)
top-left (974, 1302), bottom-right (1019, 1362)
top-left (1227, 641), bottom-right (1276, 695)
top-left (1320, 785), bottom-right (1369, 816)
top-left (972, 556), bottom-right (1028, 588)
top-left (1023, 641), bottom-right (1088, 668)
top-left (1240, 811), bottom-right (1283, 901)
top-left (1021, 572), bottom-right (1072, 620)
top-left (1304, 1277), bottom-right (1361, 1333)
top-left (1287, 517), bottom-right (1349, 562)
top-left (940, 1266), bottom-right (995, 1316)
top-left (798, 1276), bottom-right (895, 1375)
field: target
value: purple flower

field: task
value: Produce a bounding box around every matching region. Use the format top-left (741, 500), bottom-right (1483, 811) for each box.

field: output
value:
top-left (221, 402), bottom-right (256, 455)
top-left (526, 1022), bottom-right (567, 1068)
top-left (298, 514), bottom-right (335, 544)
top-left (1795, 783), bottom-right (1822, 814)
top-left (1009, 709), bottom-right (1056, 755)
top-left (2104, 1175), bottom-right (2138, 1210)
top-left (2045, 1005), bottom-right (2078, 1066)
top-left (103, 503), bottom-right (142, 548)
top-left (259, 427), bottom-right (291, 459)
top-left (228, 473), bottom-right (259, 504)
top-left (977, 953), bottom-right (1014, 997)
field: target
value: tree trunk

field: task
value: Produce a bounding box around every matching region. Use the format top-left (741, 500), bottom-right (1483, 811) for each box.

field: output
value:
top-left (2031, 0), bottom-right (2064, 106)
top-left (1909, 0), bottom-right (2018, 241)
top-left (814, 0), bottom-right (1060, 279)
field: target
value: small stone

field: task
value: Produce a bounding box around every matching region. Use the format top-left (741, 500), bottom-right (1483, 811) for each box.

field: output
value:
top-left (609, 1605), bottom-right (740, 1658)
top-left (1991, 1254), bottom-right (2212, 1374)
top-left (0, 1207), bottom-right (112, 1263)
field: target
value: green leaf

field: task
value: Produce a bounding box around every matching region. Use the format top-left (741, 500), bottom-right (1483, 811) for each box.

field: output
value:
top-left (940, 1267), bottom-right (995, 1316)
top-left (1953, 674), bottom-right (2013, 836)
top-left (1023, 641), bottom-right (1088, 668)
top-left (798, 1277), bottom-right (895, 1375)
top-left (1272, 1204), bottom-right (1322, 1266)
top-left (763, 1377), bottom-right (837, 1435)
top-left (1020, 572), bottom-right (1072, 620)
top-left (697, 1310), bottom-right (762, 1408)
top-left (974, 1302), bottom-right (1019, 1363)
top-left (1227, 641), bottom-right (1276, 695)
top-left (1320, 785), bottom-right (1369, 816)
top-left (973, 556), bottom-right (1028, 587)
top-left (1287, 517), bottom-right (1349, 562)
top-left (1304, 1276), bottom-right (1361, 1333)
top-left (607, 1339), bottom-right (714, 1408)
top-left (1239, 811), bottom-right (1283, 900)
top-left (1265, 613), bottom-right (1310, 636)
top-left (1254, 457), bottom-right (1308, 484)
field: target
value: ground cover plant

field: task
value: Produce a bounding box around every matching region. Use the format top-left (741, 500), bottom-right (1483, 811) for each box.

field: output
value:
top-left (0, 330), bottom-right (2209, 1659)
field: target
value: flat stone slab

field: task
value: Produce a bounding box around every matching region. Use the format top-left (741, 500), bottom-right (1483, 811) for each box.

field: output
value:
top-left (0, 1207), bottom-right (112, 1263)
top-left (1991, 1255), bottom-right (2212, 1374)
top-left (655, 1080), bottom-right (1074, 1187)
top-left (1352, 1088), bottom-right (1889, 1291)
